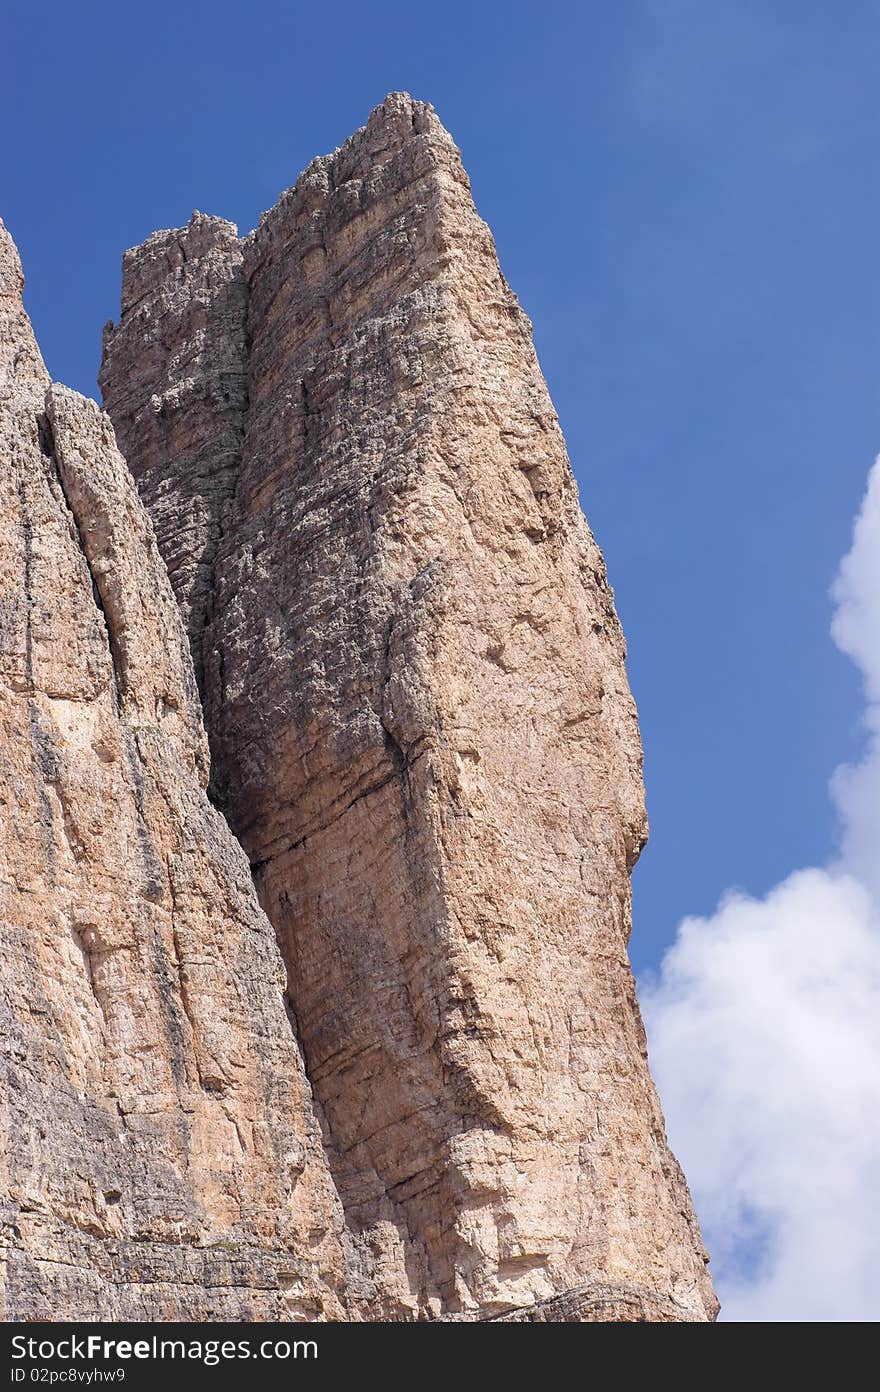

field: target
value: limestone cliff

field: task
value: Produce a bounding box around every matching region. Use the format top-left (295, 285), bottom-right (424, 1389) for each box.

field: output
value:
top-left (0, 221), bottom-right (347, 1320)
top-left (101, 94), bottom-right (717, 1321)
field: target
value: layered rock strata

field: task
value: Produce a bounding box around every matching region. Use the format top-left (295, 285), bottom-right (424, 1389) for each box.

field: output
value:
top-left (102, 94), bottom-right (717, 1321)
top-left (0, 221), bottom-right (346, 1320)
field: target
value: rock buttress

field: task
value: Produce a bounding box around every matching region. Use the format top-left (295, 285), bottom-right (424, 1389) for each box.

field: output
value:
top-left (0, 221), bottom-right (347, 1320)
top-left (101, 94), bottom-right (718, 1321)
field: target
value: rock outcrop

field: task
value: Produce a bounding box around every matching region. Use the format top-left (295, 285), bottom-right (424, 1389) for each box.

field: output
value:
top-left (0, 220), bottom-right (347, 1320)
top-left (101, 94), bottom-right (717, 1321)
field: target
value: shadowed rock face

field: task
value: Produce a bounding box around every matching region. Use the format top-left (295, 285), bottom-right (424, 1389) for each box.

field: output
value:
top-left (101, 94), bottom-right (717, 1322)
top-left (0, 221), bottom-right (347, 1321)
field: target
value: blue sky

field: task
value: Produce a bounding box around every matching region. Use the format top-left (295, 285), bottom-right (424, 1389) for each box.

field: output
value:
top-left (5, 1), bottom-right (879, 977)
top-left (5, 0), bottom-right (880, 1321)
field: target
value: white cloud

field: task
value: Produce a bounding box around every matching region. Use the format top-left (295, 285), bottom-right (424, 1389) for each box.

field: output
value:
top-left (642, 459), bottom-right (880, 1322)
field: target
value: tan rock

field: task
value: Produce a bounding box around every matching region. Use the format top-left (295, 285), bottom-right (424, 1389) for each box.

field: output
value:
top-left (102, 95), bottom-right (717, 1320)
top-left (0, 220), bottom-right (346, 1320)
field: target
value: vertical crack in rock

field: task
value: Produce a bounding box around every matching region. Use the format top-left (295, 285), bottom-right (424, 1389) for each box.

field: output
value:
top-left (35, 402), bottom-right (128, 718)
top-left (0, 218), bottom-right (347, 1321)
top-left (101, 95), bottom-right (718, 1321)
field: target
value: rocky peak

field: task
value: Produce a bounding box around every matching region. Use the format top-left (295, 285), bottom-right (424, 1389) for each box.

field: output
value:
top-left (97, 94), bottom-right (717, 1321)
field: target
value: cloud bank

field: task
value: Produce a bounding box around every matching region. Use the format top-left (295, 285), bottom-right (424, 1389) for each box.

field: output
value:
top-left (642, 460), bottom-right (880, 1322)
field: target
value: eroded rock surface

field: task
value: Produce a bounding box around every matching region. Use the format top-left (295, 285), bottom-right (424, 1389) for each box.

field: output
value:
top-left (0, 220), bottom-right (346, 1320)
top-left (102, 94), bottom-right (717, 1321)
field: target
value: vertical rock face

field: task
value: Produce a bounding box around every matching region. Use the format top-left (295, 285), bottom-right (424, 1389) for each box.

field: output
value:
top-left (102, 95), bottom-right (717, 1321)
top-left (0, 221), bottom-right (346, 1320)
top-left (98, 216), bottom-right (248, 691)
